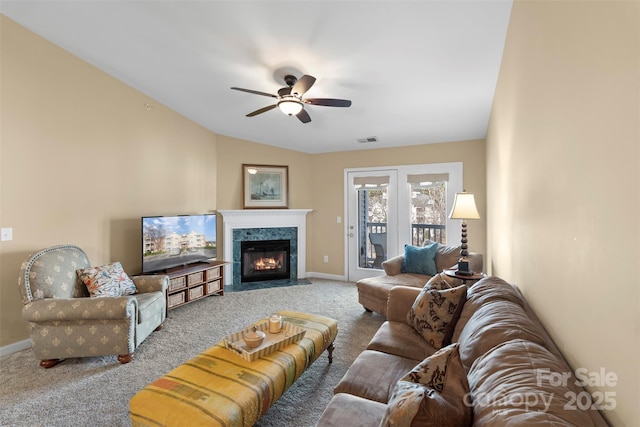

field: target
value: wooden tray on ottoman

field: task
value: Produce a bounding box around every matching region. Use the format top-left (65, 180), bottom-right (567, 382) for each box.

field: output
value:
top-left (223, 321), bottom-right (306, 362)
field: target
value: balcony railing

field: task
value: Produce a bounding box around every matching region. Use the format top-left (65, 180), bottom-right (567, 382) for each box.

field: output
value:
top-left (411, 223), bottom-right (446, 246)
top-left (363, 223), bottom-right (446, 267)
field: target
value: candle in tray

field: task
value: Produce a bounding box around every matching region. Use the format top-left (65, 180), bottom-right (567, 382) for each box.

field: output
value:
top-left (269, 314), bottom-right (283, 333)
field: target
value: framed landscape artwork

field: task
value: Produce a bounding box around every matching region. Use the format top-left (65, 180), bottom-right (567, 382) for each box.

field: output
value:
top-left (242, 164), bottom-right (289, 209)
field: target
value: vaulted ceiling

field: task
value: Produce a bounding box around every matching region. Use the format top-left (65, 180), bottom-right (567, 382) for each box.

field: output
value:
top-left (1, 1), bottom-right (513, 154)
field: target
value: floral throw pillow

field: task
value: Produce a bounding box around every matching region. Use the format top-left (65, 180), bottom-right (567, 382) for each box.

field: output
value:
top-left (381, 344), bottom-right (472, 427)
top-left (407, 285), bottom-right (467, 348)
top-left (77, 262), bottom-right (137, 298)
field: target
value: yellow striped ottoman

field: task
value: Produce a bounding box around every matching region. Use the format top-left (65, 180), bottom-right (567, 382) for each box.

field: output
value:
top-left (129, 310), bottom-right (338, 427)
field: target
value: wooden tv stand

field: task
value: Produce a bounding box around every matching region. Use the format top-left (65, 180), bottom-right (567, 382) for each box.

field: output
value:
top-left (160, 261), bottom-right (227, 310)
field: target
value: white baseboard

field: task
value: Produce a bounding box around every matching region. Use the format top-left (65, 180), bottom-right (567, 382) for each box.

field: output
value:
top-left (305, 272), bottom-right (347, 282)
top-left (0, 339), bottom-right (31, 357)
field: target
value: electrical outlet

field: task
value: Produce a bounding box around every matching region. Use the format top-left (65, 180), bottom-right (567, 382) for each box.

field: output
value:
top-left (1, 228), bottom-right (13, 241)
top-left (323, 255), bottom-right (329, 263)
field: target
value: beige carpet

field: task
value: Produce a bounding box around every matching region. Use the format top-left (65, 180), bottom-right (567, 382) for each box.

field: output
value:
top-left (0, 279), bottom-right (385, 427)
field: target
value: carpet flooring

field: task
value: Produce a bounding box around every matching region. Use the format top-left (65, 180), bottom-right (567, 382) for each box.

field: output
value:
top-left (0, 279), bottom-right (385, 427)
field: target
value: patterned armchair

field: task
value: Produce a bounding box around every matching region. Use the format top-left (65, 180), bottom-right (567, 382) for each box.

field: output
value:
top-left (18, 244), bottom-right (168, 368)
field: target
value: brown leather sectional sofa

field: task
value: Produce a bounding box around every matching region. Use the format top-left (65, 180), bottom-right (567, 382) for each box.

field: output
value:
top-left (356, 243), bottom-right (483, 317)
top-left (316, 277), bottom-right (610, 426)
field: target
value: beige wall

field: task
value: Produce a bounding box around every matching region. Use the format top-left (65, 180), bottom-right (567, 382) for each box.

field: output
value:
top-left (215, 135), bottom-right (313, 210)
top-left (1, 16), bottom-right (485, 350)
top-left (214, 134), bottom-right (313, 258)
top-left (214, 137), bottom-right (486, 276)
top-left (0, 17), bottom-right (218, 346)
top-left (486, 1), bottom-right (639, 425)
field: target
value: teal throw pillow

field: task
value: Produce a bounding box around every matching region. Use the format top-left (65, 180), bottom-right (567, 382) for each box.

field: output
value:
top-left (401, 243), bottom-right (438, 276)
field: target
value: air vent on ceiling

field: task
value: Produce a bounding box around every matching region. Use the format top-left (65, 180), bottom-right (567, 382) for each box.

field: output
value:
top-left (357, 136), bottom-right (378, 144)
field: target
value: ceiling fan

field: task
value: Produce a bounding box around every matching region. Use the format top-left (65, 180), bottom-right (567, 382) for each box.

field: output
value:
top-left (230, 74), bottom-right (351, 124)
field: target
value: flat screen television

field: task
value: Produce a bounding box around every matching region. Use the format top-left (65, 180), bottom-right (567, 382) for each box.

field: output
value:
top-left (142, 213), bottom-right (217, 274)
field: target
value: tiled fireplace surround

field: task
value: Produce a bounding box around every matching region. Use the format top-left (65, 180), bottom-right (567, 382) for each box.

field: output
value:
top-left (219, 210), bottom-right (312, 286)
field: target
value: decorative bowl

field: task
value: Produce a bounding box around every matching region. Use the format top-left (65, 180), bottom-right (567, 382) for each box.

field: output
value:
top-left (243, 326), bottom-right (266, 348)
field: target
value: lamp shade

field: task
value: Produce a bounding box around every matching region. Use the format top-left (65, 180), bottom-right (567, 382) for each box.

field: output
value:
top-left (278, 98), bottom-right (303, 116)
top-left (449, 192), bottom-right (480, 220)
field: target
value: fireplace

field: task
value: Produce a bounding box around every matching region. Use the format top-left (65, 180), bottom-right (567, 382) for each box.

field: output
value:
top-left (241, 239), bottom-right (291, 282)
top-left (219, 209), bottom-right (312, 286)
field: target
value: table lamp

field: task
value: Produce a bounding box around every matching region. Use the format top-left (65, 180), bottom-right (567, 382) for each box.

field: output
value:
top-left (449, 192), bottom-right (480, 275)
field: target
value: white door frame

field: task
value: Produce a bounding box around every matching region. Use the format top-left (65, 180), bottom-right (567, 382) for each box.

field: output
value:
top-left (344, 162), bottom-right (463, 282)
top-left (345, 169), bottom-right (398, 282)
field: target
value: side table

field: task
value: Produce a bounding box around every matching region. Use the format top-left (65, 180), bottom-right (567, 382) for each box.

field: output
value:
top-left (443, 269), bottom-right (485, 286)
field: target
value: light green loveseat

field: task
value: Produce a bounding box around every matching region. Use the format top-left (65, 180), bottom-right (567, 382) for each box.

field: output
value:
top-left (18, 244), bottom-right (168, 368)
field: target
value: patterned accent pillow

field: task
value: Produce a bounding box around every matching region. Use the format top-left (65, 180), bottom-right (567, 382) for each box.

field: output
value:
top-left (407, 285), bottom-right (467, 348)
top-left (381, 343), bottom-right (472, 427)
top-left (424, 272), bottom-right (456, 291)
top-left (401, 243), bottom-right (438, 276)
top-left (400, 344), bottom-right (461, 391)
top-left (77, 262), bottom-right (137, 298)
top-left (379, 381), bottom-right (427, 426)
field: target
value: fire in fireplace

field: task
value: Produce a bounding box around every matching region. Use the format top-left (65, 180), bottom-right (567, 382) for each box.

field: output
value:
top-left (241, 239), bottom-right (291, 282)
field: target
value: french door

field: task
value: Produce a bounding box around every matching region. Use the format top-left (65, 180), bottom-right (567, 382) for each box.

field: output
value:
top-left (345, 163), bottom-right (463, 282)
top-left (346, 169), bottom-right (398, 282)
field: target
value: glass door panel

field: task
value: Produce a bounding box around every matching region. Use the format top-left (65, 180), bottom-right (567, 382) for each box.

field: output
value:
top-left (409, 180), bottom-right (447, 246)
top-left (347, 170), bottom-right (397, 282)
top-left (357, 186), bottom-right (388, 269)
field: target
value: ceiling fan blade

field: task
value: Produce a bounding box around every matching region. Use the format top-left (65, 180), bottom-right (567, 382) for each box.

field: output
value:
top-left (231, 87), bottom-right (278, 99)
top-left (296, 109), bottom-right (312, 123)
top-left (246, 104), bottom-right (277, 117)
top-left (291, 75), bottom-right (316, 97)
top-left (304, 98), bottom-right (352, 107)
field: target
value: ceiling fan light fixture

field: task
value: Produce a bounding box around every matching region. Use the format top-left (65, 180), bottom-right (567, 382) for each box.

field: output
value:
top-left (277, 98), bottom-right (303, 116)
top-left (231, 73), bottom-right (351, 123)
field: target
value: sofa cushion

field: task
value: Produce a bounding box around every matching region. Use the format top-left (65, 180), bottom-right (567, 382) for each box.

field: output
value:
top-left (77, 262), bottom-right (137, 298)
top-left (401, 243), bottom-right (438, 276)
top-left (380, 343), bottom-right (472, 427)
top-left (468, 339), bottom-right (598, 426)
top-left (334, 350), bottom-right (419, 403)
top-left (383, 247), bottom-right (483, 278)
top-left (367, 321), bottom-right (437, 361)
top-left (434, 243), bottom-right (462, 273)
top-left (357, 274), bottom-right (429, 302)
top-left (316, 393), bottom-right (387, 427)
top-left (134, 291), bottom-right (164, 324)
top-left (357, 274), bottom-right (431, 317)
top-left (382, 254), bottom-right (404, 276)
top-left (467, 276), bottom-right (526, 307)
top-left (407, 285), bottom-right (467, 349)
top-left (452, 277), bottom-right (526, 343)
top-left (456, 299), bottom-right (548, 371)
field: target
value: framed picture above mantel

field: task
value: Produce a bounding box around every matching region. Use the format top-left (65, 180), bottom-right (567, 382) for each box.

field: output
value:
top-left (242, 164), bottom-right (289, 209)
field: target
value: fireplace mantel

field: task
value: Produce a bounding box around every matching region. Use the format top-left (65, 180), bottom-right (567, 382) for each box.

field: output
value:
top-left (219, 209), bottom-right (312, 285)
